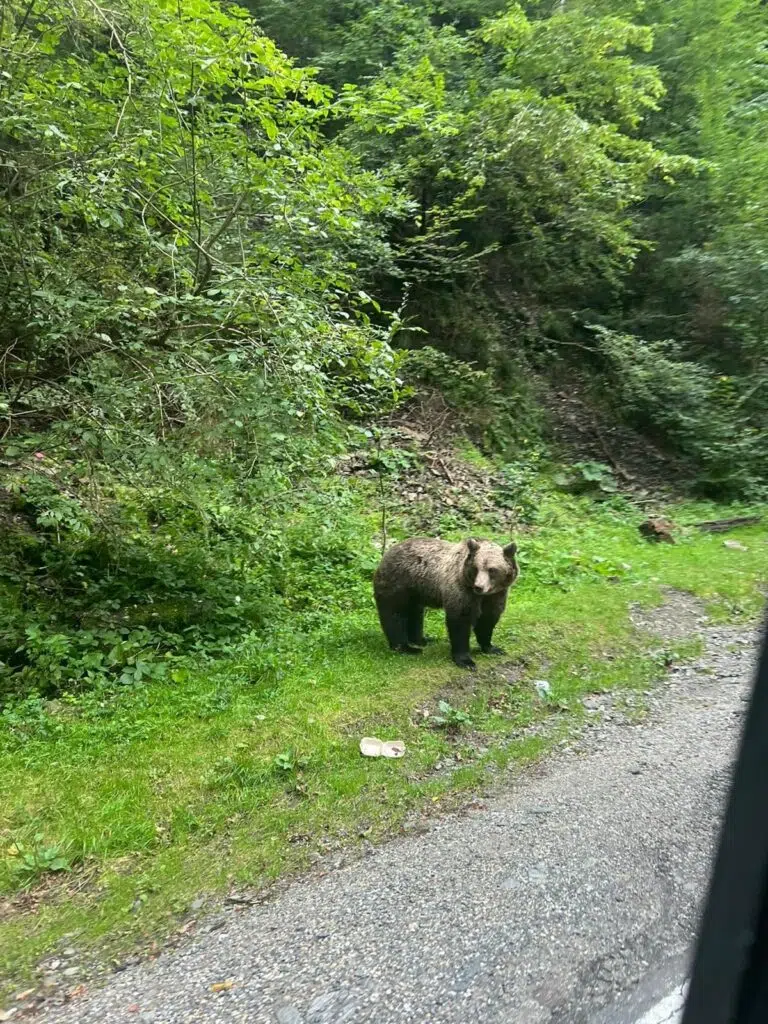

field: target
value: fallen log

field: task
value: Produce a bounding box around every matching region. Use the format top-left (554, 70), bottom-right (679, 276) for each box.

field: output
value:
top-left (693, 515), bottom-right (761, 533)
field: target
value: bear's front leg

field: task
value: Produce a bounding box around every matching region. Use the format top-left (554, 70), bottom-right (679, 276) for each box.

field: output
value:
top-left (446, 613), bottom-right (475, 670)
top-left (475, 593), bottom-right (506, 655)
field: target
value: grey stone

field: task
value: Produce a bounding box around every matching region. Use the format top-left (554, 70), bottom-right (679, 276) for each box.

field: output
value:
top-left (306, 991), bottom-right (359, 1022)
top-left (527, 863), bottom-right (548, 883)
top-left (276, 1007), bottom-right (303, 1024)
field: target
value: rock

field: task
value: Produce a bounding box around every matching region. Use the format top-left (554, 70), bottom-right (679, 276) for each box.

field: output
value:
top-left (308, 992), bottom-right (339, 1017)
top-left (639, 517), bottom-right (675, 543)
top-left (62, 967), bottom-right (80, 978)
top-left (115, 956), bottom-right (141, 971)
top-left (582, 694), bottom-right (608, 711)
top-left (62, 948), bottom-right (77, 957)
top-left (534, 679), bottom-right (552, 699)
top-left (307, 990), bottom-right (359, 1023)
top-left (527, 863), bottom-right (548, 883)
top-left (276, 1007), bottom-right (304, 1024)
top-left (190, 898), bottom-right (205, 912)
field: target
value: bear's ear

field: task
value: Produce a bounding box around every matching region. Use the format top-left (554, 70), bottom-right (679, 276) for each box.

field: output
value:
top-left (503, 541), bottom-right (517, 562)
top-left (466, 538), bottom-right (480, 557)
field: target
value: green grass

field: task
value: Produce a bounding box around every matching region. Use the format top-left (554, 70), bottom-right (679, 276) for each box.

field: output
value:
top-left (1, 491), bottom-right (766, 995)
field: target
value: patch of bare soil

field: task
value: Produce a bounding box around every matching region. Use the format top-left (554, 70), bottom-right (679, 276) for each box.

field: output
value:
top-left (337, 390), bottom-right (517, 537)
top-left (630, 587), bottom-right (709, 641)
top-left (539, 372), bottom-right (694, 499)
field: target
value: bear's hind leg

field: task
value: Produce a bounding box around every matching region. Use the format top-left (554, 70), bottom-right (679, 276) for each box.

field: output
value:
top-left (406, 602), bottom-right (434, 647)
top-left (376, 597), bottom-right (422, 655)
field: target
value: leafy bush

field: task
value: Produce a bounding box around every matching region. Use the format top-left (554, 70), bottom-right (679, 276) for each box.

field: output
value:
top-left (400, 347), bottom-right (499, 412)
top-left (0, 462), bottom-right (384, 701)
top-left (0, 0), bottom-right (409, 702)
top-left (430, 699), bottom-right (472, 731)
top-left (399, 346), bottom-right (531, 452)
top-left (591, 326), bottom-right (766, 497)
top-left (553, 461), bottom-right (618, 497)
top-left (273, 749), bottom-right (310, 774)
top-left (5, 835), bottom-right (73, 885)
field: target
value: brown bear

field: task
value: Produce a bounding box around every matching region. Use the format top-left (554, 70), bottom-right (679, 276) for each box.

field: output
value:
top-left (373, 537), bottom-right (519, 670)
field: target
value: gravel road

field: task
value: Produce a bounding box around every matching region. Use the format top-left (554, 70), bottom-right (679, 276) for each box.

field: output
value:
top-left (34, 600), bottom-right (762, 1024)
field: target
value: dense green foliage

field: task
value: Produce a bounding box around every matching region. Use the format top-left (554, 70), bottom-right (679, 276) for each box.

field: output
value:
top-left (252, 0), bottom-right (768, 482)
top-left (0, 0), bottom-right (404, 698)
top-left (1, 0), bottom-right (767, 699)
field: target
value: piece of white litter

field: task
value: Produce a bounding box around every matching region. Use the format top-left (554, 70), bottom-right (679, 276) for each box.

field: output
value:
top-left (534, 679), bottom-right (552, 699)
top-left (359, 737), bottom-right (405, 758)
top-left (723, 539), bottom-right (748, 551)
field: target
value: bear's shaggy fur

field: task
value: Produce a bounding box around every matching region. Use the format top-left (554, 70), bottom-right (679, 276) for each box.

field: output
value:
top-left (373, 537), bottom-right (518, 670)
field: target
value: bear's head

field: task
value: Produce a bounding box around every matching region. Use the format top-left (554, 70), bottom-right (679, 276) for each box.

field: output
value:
top-left (463, 538), bottom-right (518, 596)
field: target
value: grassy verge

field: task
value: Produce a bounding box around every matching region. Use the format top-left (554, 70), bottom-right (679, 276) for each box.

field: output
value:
top-left (1, 491), bottom-right (766, 995)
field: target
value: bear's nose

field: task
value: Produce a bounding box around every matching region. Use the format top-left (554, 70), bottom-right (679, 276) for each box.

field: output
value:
top-left (473, 584), bottom-right (485, 595)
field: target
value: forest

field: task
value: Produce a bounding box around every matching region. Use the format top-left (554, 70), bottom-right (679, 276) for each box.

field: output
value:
top-left (1, 0), bottom-right (767, 993)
